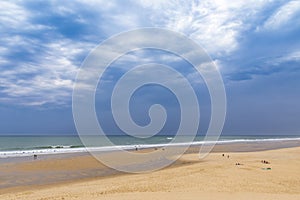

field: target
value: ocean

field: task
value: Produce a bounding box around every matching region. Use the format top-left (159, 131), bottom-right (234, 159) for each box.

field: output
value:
top-left (0, 135), bottom-right (300, 158)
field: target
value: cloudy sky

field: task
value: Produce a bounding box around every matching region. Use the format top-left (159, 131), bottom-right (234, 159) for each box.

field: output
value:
top-left (0, 0), bottom-right (300, 135)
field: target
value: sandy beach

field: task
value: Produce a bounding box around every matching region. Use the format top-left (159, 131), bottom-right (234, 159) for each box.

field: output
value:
top-left (1, 143), bottom-right (300, 200)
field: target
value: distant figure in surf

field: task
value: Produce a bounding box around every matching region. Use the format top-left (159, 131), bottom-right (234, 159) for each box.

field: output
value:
top-left (33, 154), bottom-right (38, 160)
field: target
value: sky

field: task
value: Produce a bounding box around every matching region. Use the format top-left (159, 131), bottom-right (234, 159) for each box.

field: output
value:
top-left (0, 0), bottom-right (300, 135)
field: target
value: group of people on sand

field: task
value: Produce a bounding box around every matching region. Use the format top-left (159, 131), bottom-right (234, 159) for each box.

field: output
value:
top-left (221, 153), bottom-right (271, 169)
top-left (261, 160), bottom-right (270, 164)
top-left (222, 153), bottom-right (243, 165)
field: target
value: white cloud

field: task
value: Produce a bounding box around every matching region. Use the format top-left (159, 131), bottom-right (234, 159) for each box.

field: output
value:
top-left (76, 0), bottom-right (116, 9)
top-left (0, 1), bottom-right (28, 29)
top-left (1, 0), bottom-right (296, 107)
top-left (266, 50), bottom-right (300, 65)
top-left (137, 0), bottom-right (271, 56)
top-left (138, 0), bottom-right (170, 9)
top-left (0, 1), bottom-right (102, 106)
top-left (0, 37), bottom-right (94, 106)
top-left (262, 0), bottom-right (300, 31)
top-left (0, 1), bottom-right (53, 32)
top-left (282, 51), bottom-right (300, 62)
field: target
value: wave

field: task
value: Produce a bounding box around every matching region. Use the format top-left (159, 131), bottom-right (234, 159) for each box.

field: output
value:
top-left (0, 145), bottom-right (85, 151)
top-left (1, 137), bottom-right (300, 158)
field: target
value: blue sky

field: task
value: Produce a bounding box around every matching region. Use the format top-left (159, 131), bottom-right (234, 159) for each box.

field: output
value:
top-left (0, 0), bottom-right (300, 135)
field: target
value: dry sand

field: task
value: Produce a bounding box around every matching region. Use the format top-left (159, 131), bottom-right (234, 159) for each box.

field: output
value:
top-left (1, 146), bottom-right (300, 200)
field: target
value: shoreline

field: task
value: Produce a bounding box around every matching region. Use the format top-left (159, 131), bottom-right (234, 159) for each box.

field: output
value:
top-left (1, 136), bottom-right (300, 159)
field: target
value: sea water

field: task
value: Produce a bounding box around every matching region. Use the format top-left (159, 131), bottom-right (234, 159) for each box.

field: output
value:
top-left (0, 135), bottom-right (300, 158)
